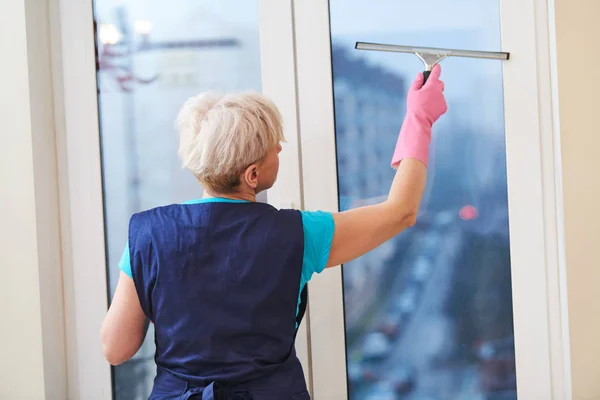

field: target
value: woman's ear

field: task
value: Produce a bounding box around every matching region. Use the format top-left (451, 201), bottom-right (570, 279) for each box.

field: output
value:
top-left (243, 164), bottom-right (260, 189)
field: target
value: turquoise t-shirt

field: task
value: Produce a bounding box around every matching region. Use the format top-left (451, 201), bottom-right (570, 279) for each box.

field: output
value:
top-left (119, 198), bottom-right (335, 320)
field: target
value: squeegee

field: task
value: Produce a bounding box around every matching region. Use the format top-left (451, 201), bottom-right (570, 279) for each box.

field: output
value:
top-left (355, 42), bottom-right (510, 83)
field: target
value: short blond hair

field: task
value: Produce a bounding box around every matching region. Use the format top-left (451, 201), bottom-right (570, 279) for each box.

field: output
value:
top-left (176, 92), bottom-right (285, 193)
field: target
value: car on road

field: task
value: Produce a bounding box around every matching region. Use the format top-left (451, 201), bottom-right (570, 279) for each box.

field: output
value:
top-left (347, 360), bottom-right (377, 386)
top-left (410, 256), bottom-right (433, 282)
top-left (361, 332), bottom-right (392, 361)
top-left (376, 313), bottom-right (403, 339)
top-left (475, 336), bottom-right (517, 394)
top-left (434, 210), bottom-right (454, 228)
top-left (484, 391), bottom-right (517, 400)
top-left (421, 230), bottom-right (441, 253)
top-left (394, 286), bottom-right (419, 315)
top-left (385, 365), bottom-right (416, 395)
top-left (364, 382), bottom-right (398, 400)
top-left (347, 360), bottom-right (363, 384)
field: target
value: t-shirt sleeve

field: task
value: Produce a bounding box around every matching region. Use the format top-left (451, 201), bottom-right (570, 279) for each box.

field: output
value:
top-left (118, 241), bottom-right (132, 278)
top-left (299, 210), bottom-right (335, 283)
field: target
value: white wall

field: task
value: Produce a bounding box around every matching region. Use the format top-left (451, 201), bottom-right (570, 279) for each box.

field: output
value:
top-left (0, 0), bottom-right (66, 398)
top-left (555, 1), bottom-right (600, 399)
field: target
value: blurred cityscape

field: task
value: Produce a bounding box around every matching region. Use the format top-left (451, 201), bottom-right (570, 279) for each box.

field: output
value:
top-left (94, 0), bottom-right (516, 399)
top-left (330, 0), bottom-right (517, 398)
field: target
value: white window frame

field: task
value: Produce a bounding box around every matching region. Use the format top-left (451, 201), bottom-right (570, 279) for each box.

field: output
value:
top-left (50, 0), bottom-right (571, 397)
top-left (293, 0), bottom-right (572, 399)
top-left (50, 0), bottom-right (309, 398)
top-left (258, 0), bottom-right (313, 392)
top-left (50, 0), bottom-right (112, 397)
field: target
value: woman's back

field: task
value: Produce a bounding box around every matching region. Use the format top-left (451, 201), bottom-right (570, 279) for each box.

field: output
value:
top-left (129, 200), bottom-right (305, 386)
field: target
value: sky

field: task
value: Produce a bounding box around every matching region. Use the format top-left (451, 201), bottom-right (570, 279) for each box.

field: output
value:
top-left (330, 0), bottom-right (501, 35)
top-left (94, 0), bottom-right (505, 74)
top-left (329, 0), bottom-right (504, 73)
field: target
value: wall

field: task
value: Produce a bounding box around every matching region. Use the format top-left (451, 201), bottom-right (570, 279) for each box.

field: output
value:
top-left (0, 0), bottom-right (67, 398)
top-left (554, 1), bottom-right (600, 399)
top-left (0, 1), bottom-right (46, 397)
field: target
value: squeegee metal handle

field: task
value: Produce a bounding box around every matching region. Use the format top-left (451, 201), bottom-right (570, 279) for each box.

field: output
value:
top-left (416, 53), bottom-right (447, 85)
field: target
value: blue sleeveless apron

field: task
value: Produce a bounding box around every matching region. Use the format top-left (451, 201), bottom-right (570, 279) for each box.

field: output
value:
top-left (128, 202), bottom-right (310, 400)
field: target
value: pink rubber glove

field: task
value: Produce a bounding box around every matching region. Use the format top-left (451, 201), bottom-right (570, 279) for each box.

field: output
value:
top-left (391, 64), bottom-right (448, 168)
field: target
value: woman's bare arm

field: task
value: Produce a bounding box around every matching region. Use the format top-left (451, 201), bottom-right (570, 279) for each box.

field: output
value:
top-left (327, 65), bottom-right (447, 268)
top-left (101, 272), bottom-right (147, 365)
top-left (327, 159), bottom-right (426, 267)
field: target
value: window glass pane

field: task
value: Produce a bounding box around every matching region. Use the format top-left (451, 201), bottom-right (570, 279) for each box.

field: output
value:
top-left (328, 1), bottom-right (516, 399)
top-left (93, 1), bottom-right (261, 398)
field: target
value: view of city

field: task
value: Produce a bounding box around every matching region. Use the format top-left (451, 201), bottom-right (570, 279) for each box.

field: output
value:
top-left (94, 0), bottom-right (516, 399)
top-left (329, 0), bottom-right (516, 399)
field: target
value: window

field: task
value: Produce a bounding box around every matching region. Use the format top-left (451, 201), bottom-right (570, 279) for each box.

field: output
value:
top-left (327, 0), bottom-right (516, 398)
top-left (93, 1), bottom-right (262, 398)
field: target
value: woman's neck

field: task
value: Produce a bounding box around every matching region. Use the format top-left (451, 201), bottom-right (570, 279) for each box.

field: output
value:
top-left (203, 189), bottom-right (256, 202)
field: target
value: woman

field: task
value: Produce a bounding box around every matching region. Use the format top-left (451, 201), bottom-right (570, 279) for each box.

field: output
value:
top-left (101, 65), bottom-right (447, 399)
